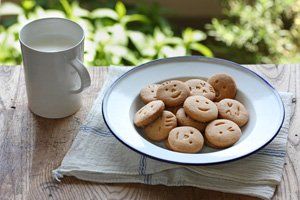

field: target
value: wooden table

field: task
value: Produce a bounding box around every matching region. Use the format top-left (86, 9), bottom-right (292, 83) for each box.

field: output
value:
top-left (0, 64), bottom-right (299, 200)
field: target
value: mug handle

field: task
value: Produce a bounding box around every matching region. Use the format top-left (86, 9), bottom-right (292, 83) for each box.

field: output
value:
top-left (70, 58), bottom-right (91, 94)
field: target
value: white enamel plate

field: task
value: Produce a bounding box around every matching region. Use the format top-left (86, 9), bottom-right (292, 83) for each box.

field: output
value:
top-left (102, 56), bottom-right (284, 165)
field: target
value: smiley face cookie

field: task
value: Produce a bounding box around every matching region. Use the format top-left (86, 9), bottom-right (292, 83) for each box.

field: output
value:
top-left (217, 99), bottom-right (249, 127)
top-left (205, 119), bottom-right (241, 148)
top-left (176, 108), bottom-right (206, 132)
top-left (134, 100), bottom-right (165, 127)
top-left (144, 111), bottom-right (177, 141)
top-left (208, 74), bottom-right (237, 101)
top-left (140, 84), bottom-right (160, 104)
top-left (157, 80), bottom-right (190, 107)
top-left (185, 79), bottom-right (215, 101)
top-left (183, 96), bottom-right (218, 123)
top-left (168, 126), bottom-right (204, 153)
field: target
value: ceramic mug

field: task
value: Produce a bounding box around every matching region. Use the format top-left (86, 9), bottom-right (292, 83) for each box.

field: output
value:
top-left (19, 18), bottom-right (91, 118)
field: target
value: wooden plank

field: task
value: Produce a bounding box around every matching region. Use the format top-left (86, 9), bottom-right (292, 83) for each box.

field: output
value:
top-left (0, 64), bottom-right (298, 200)
top-left (0, 65), bottom-right (29, 200)
top-left (248, 64), bottom-right (300, 200)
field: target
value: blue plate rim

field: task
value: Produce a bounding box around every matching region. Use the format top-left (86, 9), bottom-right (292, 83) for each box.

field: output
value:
top-left (101, 56), bottom-right (285, 165)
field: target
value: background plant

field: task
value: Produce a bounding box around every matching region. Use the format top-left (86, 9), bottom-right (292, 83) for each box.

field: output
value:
top-left (206, 0), bottom-right (300, 64)
top-left (0, 0), bottom-right (213, 66)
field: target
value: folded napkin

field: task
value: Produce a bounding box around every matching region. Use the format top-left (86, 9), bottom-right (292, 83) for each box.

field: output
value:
top-left (53, 67), bottom-right (295, 200)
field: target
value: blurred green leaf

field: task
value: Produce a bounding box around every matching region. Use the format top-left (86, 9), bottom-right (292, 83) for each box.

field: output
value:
top-left (22, 0), bottom-right (35, 10)
top-left (159, 45), bottom-right (186, 58)
top-left (190, 43), bottom-right (213, 57)
top-left (154, 27), bottom-right (166, 44)
top-left (76, 18), bottom-right (93, 36)
top-left (71, 1), bottom-right (90, 18)
top-left (122, 14), bottom-right (150, 25)
top-left (91, 8), bottom-right (118, 20)
top-left (115, 1), bottom-right (126, 19)
top-left (34, 7), bottom-right (66, 19)
top-left (164, 37), bottom-right (182, 45)
top-left (107, 24), bottom-right (128, 45)
top-left (0, 2), bottom-right (23, 16)
top-left (94, 29), bottom-right (110, 43)
top-left (183, 28), bottom-right (207, 44)
top-left (190, 30), bottom-right (206, 42)
top-left (127, 31), bottom-right (146, 51)
top-left (128, 31), bottom-right (156, 57)
top-left (60, 0), bottom-right (73, 18)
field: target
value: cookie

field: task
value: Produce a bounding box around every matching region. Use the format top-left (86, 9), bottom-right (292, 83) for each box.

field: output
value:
top-left (205, 119), bottom-right (241, 148)
top-left (164, 139), bottom-right (173, 150)
top-left (134, 100), bottom-right (165, 127)
top-left (185, 79), bottom-right (215, 101)
top-left (166, 106), bottom-right (182, 115)
top-left (168, 126), bottom-right (204, 153)
top-left (183, 96), bottom-right (218, 123)
top-left (208, 74), bottom-right (237, 101)
top-left (217, 99), bottom-right (249, 127)
top-left (176, 108), bottom-right (206, 132)
top-left (144, 111), bottom-right (177, 141)
top-left (204, 137), bottom-right (221, 149)
top-left (140, 84), bottom-right (160, 104)
top-left (157, 80), bottom-right (190, 107)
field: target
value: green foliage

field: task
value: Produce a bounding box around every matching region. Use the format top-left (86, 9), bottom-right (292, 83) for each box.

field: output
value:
top-left (206, 0), bottom-right (300, 64)
top-left (0, 0), bottom-right (212, 66)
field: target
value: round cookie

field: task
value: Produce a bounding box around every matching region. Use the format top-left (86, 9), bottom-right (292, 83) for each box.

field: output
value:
top-left (166, 106), bottom-right (182, 115)
top-left (144, 111), bottom-right (177, 141)
top-left (157, 80), bottom-right (190, 107)
top-left (205, 119), bottom-right (241, 148)
top-left (176, 108), bottom-right (206, 132)
top-left (140, 84), bottom-right (160, 104)
top-left (208, 74), bottom-right (237, 101)
top-left (164, 139), bottom-right (173, 150)
top-left (185, 79), bottom-right (215, 101)
top-left (134, 100), bottom-right (165, 127)
top-left (183, 96), bottom-right (218, 123)
top-left (168, 126), bottom-right (204, 153)
top-left (204, 137), bottom-right (221, 149)
top-left (217, 99), bottom-right (249, 127)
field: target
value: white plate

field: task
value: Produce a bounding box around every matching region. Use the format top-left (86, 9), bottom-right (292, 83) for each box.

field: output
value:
top-left (102, 56), bottom-right (284, 165)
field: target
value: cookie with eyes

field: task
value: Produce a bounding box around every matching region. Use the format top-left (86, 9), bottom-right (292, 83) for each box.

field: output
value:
top-left (168, 126), bottom-right (204, 153)
top-left (185, 79), bottom-right (215, 101)
top-left (183, 96), bottom-right (218, 123)
top-left (157, 80), bottom-right (190, 107)
top-left (140, 84), bottom-right (160, 104)
top-left (208, 74), bottom-right (237, 102)
top-left (134, 100), bottom-right (165, 127)
top-left (144, 111), bottom-right (177, 141)
top-left (217, 99), bottom-right (249, 127)
top-left (205, 119), bottom-right (241, 148)
top-left (176, 108), bottom-right (206, 132)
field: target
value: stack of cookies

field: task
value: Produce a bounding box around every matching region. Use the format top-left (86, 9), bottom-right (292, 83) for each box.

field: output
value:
top-left (134, 74), bottom-right (249, 153)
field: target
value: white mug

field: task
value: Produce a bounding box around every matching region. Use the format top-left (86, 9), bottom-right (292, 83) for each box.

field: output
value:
top-left (19, 18), bottom-right (91, 118)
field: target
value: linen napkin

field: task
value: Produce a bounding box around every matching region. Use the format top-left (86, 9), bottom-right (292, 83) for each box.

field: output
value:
top-left (53, 67), bottom-right (295, 200)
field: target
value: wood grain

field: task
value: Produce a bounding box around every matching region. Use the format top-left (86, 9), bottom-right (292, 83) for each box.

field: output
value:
top-left (0, 65), bottom-right (298, 200)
